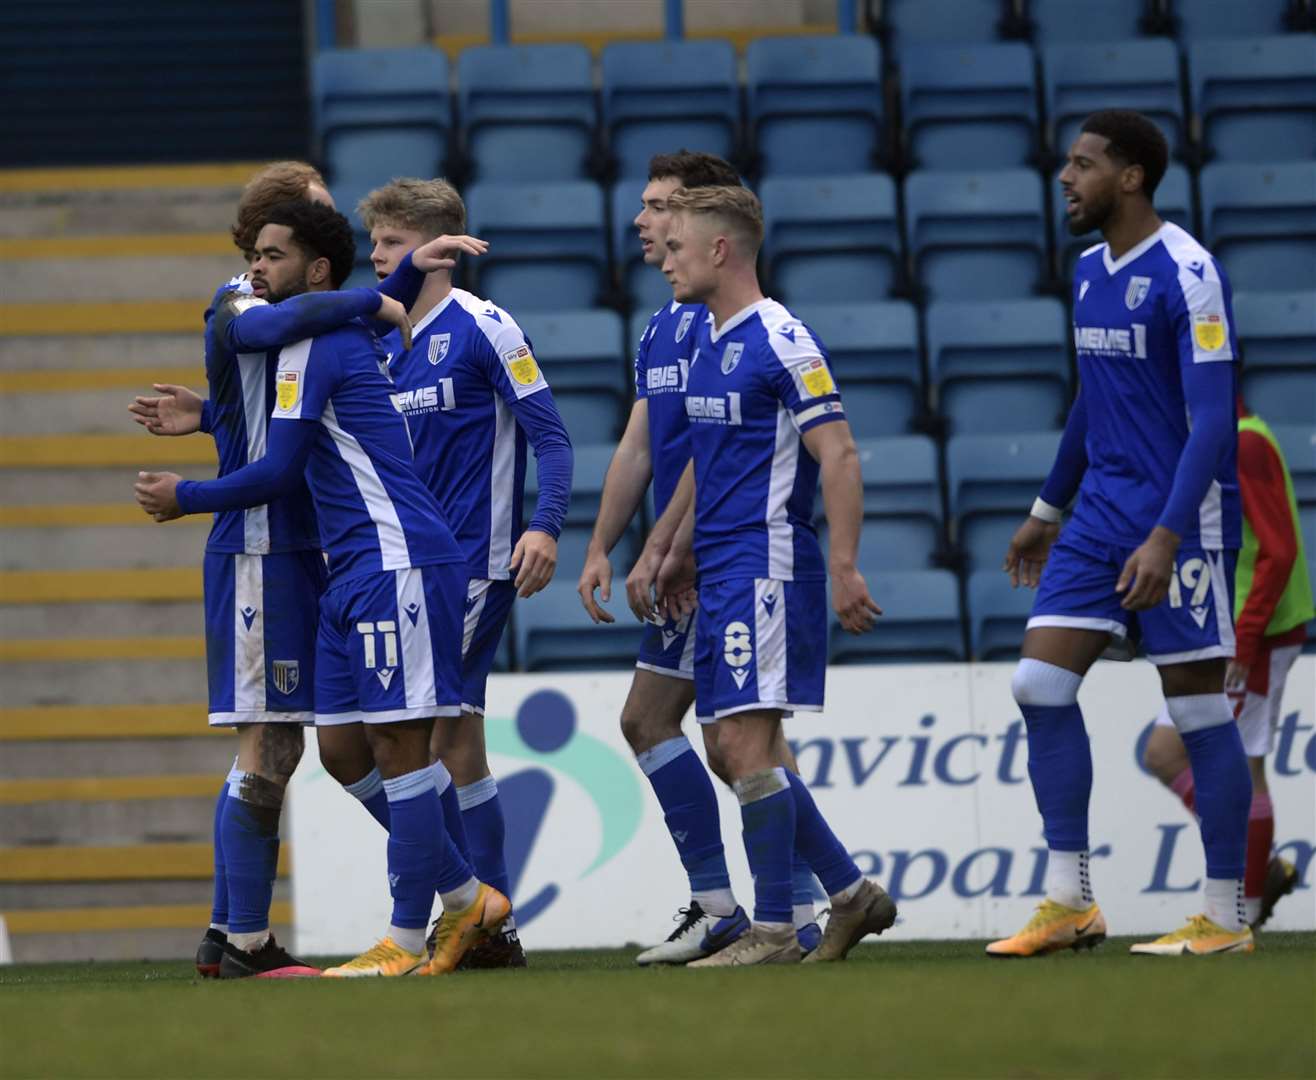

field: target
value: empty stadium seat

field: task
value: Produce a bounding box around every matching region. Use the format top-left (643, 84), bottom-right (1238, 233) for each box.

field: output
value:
top-left (517, 309), bottom-right (628, 398)
top-left (831, 569), bottom-right (965, 663)
top-left (1201, 162), bottom-right (1316, 291)
top-left (1056, 163), bottom-right (1194, 275)
top-left (1189, 36), bottom-right (1316, 162)
top-left (947, 432), bottom-right (1062, 570)
top-left (1272, 425), bottom-right (1316, 509)
top-left (746, 36), bottom-right (883, 176)
top-left (601, 40), bottom-right (739, 179)
top-left (514, 581), bottom-right (645, 671)
top-left (611, 179), bottom-right (671, 313)
top-left (926, 298), bottom-right (1071, 435)
top-left (967, 569), bottom-right (1034, 660)
top-left (458, 44), bottom-right (596, 181)
top-left (1174, 0), bottom-right (1299, 39)
top-left (905, 169), bottom-right (1047, 300)
top-left (883, 0), bottom-right (1009, 47)
top-left (760, 174), bottom-right (902, 304)
top-left (1236, 291), bottom-right (1316, 425)
top-left (1043, 39), bottom-right (1186, 159)
top-left (900, 42), bottom-right (1039, 168)
top-left (465, 181), bottom-right (608, 310)
top-left (1028, 0), bottom-right (1150, 42)
top-left (313, 47), bottom-right (451, 184)
top-left (853, 435), bottom-right (943, 523)
top-left (793, 301), bottom-right (922, 433)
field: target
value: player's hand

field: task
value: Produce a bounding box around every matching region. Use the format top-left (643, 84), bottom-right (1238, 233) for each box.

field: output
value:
top-left (656, 547), bottom-right (697, 622)
top-left (1116, 526), bottom-right (1179, 611)
top-left (1004, 516), bottom-right (1061, 588)
top-left (626, 545), bottom-right (665, 623)
top-left (129, 384), bottom-right (204, 437)
top-left (134, 471), bottom-right (184, 522)
top-left (376, 295), bottom-right (412, 350)
top-left (1225, 660), bottom-right (1250, 695)
top-left (832, 564), bottom-right (882, 634)
top-left (410, 234), bottom-right (489, 272)
top-left (510, 529), bottom-right (557, 598)
top-left (577, 547), bottom-right (615, 624)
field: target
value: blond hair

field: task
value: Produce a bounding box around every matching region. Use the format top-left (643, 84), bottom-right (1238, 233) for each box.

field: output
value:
top-left (231, 161), bottom-right (326, 255)
top-left (666, 185), bottom-right (764, 257)
top-left (357, 177), bottom-right (466, 239)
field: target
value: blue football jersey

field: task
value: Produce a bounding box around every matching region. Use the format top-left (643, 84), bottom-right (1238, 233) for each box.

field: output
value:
top-left (202, 277), bottom-right (319, 555)
top-left (633, 300), bottom-right (707, 519)
top-left (684, 298), bottom-right (846, 584)
top-left (269, 321), bottom-right (464, 583)
top-left (382, 288), bottom-right (568, 579)
top-left (1069, 222), bottom-right (1241, 549)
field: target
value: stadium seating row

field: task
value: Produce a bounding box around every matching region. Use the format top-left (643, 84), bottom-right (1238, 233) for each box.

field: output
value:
top-left (314, 30), bottom-right (1315, 185)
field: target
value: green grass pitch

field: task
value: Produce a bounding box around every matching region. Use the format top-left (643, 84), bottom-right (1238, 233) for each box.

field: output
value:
top-left (2, 934), bottom-right (1313, 1079)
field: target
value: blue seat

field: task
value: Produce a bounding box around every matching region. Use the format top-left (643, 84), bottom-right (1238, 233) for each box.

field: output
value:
top-left (465, 181), bottom-right (608, 310)
top-left (900, 42), bottom-right (1039, 169)
top-left (1235, 291), bottom-right (1316, 371)
top-left (821, 515), bottom-right (941, 572)
top-left (525, 442), bottom-right (615, 529)
top-left (854, 435), bottom-right (943, 522)
top-left (1028, 0), bottom-right (1149, 42)
top-left (516, 309), bottom-right (628, 397)
top-left (314, 48), bottom-right (451, 184)
top-left (746, 36), bottom-right (882, 176)
top-left (968, 569), bottom-right (1034, 660)
top-left (883, 0), bottom-right (1009, 48)
top-left (760, 174), bottom-right (902, 303)
top-left (611, 179), bottom-right (672, 313)
top-left (1201, 162), bottom-right (1316, 291)
top-left (458, 44), bottom-right (596, 181)
top-left (1272, 425), bottom-right (1316, 507)
top-left (514, 581), bottom-right (644, 671)
top-left (1056, 163), bottom-right (1194, 276)
top-left (947, 432), bottom-right (1062, 570)
top-left (1174, 0), bottom-right (1298, 39)
top-left (1189, 36), bottom-right (1316, 162)
top-left (905, 169), bottom-right (1047, 300)
top-left (830, 569), bottom-right (965, 663)
top-left (793, 301), bottom-right (922, 431)
top-left (927, 298), bottom-right (1070, 435)
top-left (601, 40), bottom-right (739, 179)
top-left (1043, 39), bottom-right (1186, 159)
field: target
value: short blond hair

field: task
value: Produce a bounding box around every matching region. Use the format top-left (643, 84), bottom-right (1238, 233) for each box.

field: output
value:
top-left (232, 161), bottom-right (325, 254)
top-left (357, 177), bottom-right (466, 239)
top-left (666, 185), bottom-right (764, 256)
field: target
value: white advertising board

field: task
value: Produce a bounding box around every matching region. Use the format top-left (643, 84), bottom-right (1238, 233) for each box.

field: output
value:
top-left (290, 658), bottom-right (1315, 953)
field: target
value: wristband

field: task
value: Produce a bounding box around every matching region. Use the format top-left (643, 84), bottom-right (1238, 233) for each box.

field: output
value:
top-left (1030, 497), bottom-right (1063, 524)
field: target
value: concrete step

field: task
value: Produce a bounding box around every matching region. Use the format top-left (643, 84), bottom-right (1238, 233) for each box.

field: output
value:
top-left (1, 389), bottom-right (201, 437)
top-left (0, 879), bottom-right (224, 909)
top-left (0, 525), bottom-right (203, 571)
top-left (3, 657), bottom-right (206, 707)
top-left (4, 908), bottom-right (292, 963)
top-left (0, 199), bottom-right (236, 239)
top-left (1, 736), bottom-right (231, 781)
top-left (0, 842), bottom-right (291, 882)
top-left (1, 299), bottom-right (210, 336)
top-left (0, 569), bottom-right (202, 604)
top-left (2, 796), bottom-right (215, 847)
top-left (0, 434), bottom-right (217, 468)
top-left (0, 467), bottom-right (215, 504)
top-left (0, 600), bottom-right (201, 638)
top-left (0, 335), bottom-right (199, 371)
top-left (3, 255), bottom-right (240, 305)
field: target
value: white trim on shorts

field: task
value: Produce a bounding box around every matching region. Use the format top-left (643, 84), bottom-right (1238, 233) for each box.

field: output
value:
top-left (1145, 644), bottom-right (1233, 665)
top-left (709, 700), bottom-right (823, 722)
top-left (209, 710), bottom-right (314, 727)
top-left (1027, 615), bottom-right (1128, 637)
top-left (635, 660), bottom-right (695, 681)
top-left (459, 702), bottom-right (486, 716)
top-left (314, 704), bottom-right (462, 726)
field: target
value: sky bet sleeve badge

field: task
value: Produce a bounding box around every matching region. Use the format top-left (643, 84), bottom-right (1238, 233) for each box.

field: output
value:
top-left (1192, 312), bottom-right (1226, 352)
top-left (503, 344), bottom-right (540, 385)
top-left (275, 370), bottom-right (300, 411)
top-left (800, 358), bottom-right (836, 397)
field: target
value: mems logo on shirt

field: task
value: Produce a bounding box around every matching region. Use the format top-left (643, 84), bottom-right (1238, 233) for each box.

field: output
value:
top-left (686, 392), bottom-right (743, 425)
top-left (1074, 324), bottom-right (1148, 359)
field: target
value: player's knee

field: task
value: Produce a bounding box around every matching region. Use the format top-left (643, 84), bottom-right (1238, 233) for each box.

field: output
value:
top-left (1011, 658), bottom-right (1081, 708)
top-left (701, 727), bottom-right (733, 787)
top-left (619, 705), bottom-right (680, 756)
top-left (1142, 722), bottom-right (1189, 781)
top-left (256, 725), bottom-right (304, 786)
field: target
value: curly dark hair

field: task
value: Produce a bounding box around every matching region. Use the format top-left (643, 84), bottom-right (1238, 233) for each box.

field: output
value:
top-left (259, 200), bottom-right (357, 288)
top-left (647, 149), bottom-right (742, 189)
top-left (1080, 110), bottom-right (1169, 198)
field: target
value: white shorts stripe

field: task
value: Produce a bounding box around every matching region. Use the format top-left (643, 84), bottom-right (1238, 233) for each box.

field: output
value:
top-left (395, 568), bottom-right (436, 711)
top-left (463, 578), bottom-right (492, 660)
top-left (679, 610), bottom-right (698, 674)
top-left (1208, 550), bottom-right (1235, 657)
top-left (233, 554), bottom-right (266, 713)
top-left (237, 351), bottom-right (271, 554)
top-left (754, 578), bottom-right (788, 706)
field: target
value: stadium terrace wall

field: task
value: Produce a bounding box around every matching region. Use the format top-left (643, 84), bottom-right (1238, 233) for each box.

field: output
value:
top-left (291, 659), bottom-right (1316, 952)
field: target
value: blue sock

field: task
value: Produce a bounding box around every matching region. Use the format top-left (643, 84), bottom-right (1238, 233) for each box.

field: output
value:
top-left (434, 761), bottom-right (473, 866)
top-left (343, 768), bottom-right (390, 830)
top-left (637, 736), bottom-right (732, 897)
top-left (382, 769), bottom-right (444, 931)
top-left (736, 768), bottom-right (795, 926)
top-left (208, 772), bottom-right (235, 929)
top-left (1020, 702), bottom-right (1092, 851)
top-left (458, 776), bottom-right (509, 898)
top-left (785, 771), bottom-right (861, 898)
top-left (1174, 698), bottom-right (1252, 880)
top-left (221, 772), bottom-right (282, 935)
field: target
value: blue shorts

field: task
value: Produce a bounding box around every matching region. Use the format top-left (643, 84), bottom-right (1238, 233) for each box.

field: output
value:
top-left (692, 577), bottom-right (827, 723)
top-left (636, 611), bottom-right (697, 681)
top-left (203, 550), bottom-right (324, 726)
top-left (314, 563), bottom-right (466, 726)
top-left (459, 578), bottom-right (516, 715)
top-left (1028, 533), bottom-right (1237, 665)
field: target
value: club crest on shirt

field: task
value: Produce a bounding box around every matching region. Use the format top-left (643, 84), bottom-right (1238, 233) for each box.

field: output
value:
top-left (675, 310), bottom-right (695, 342)
top-left (271, 660), bottom-right (300, 695)
top-left (720, 341), bottom-right (744, 375)
top-left (1124, 276), bottom-right (1152, 311)
top-left (275, 370), bottom-right (299, 410)
top-left (428, 333), bottom-right (451, 365)
top-left (1193, 313), bottom-right (1226, 352)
